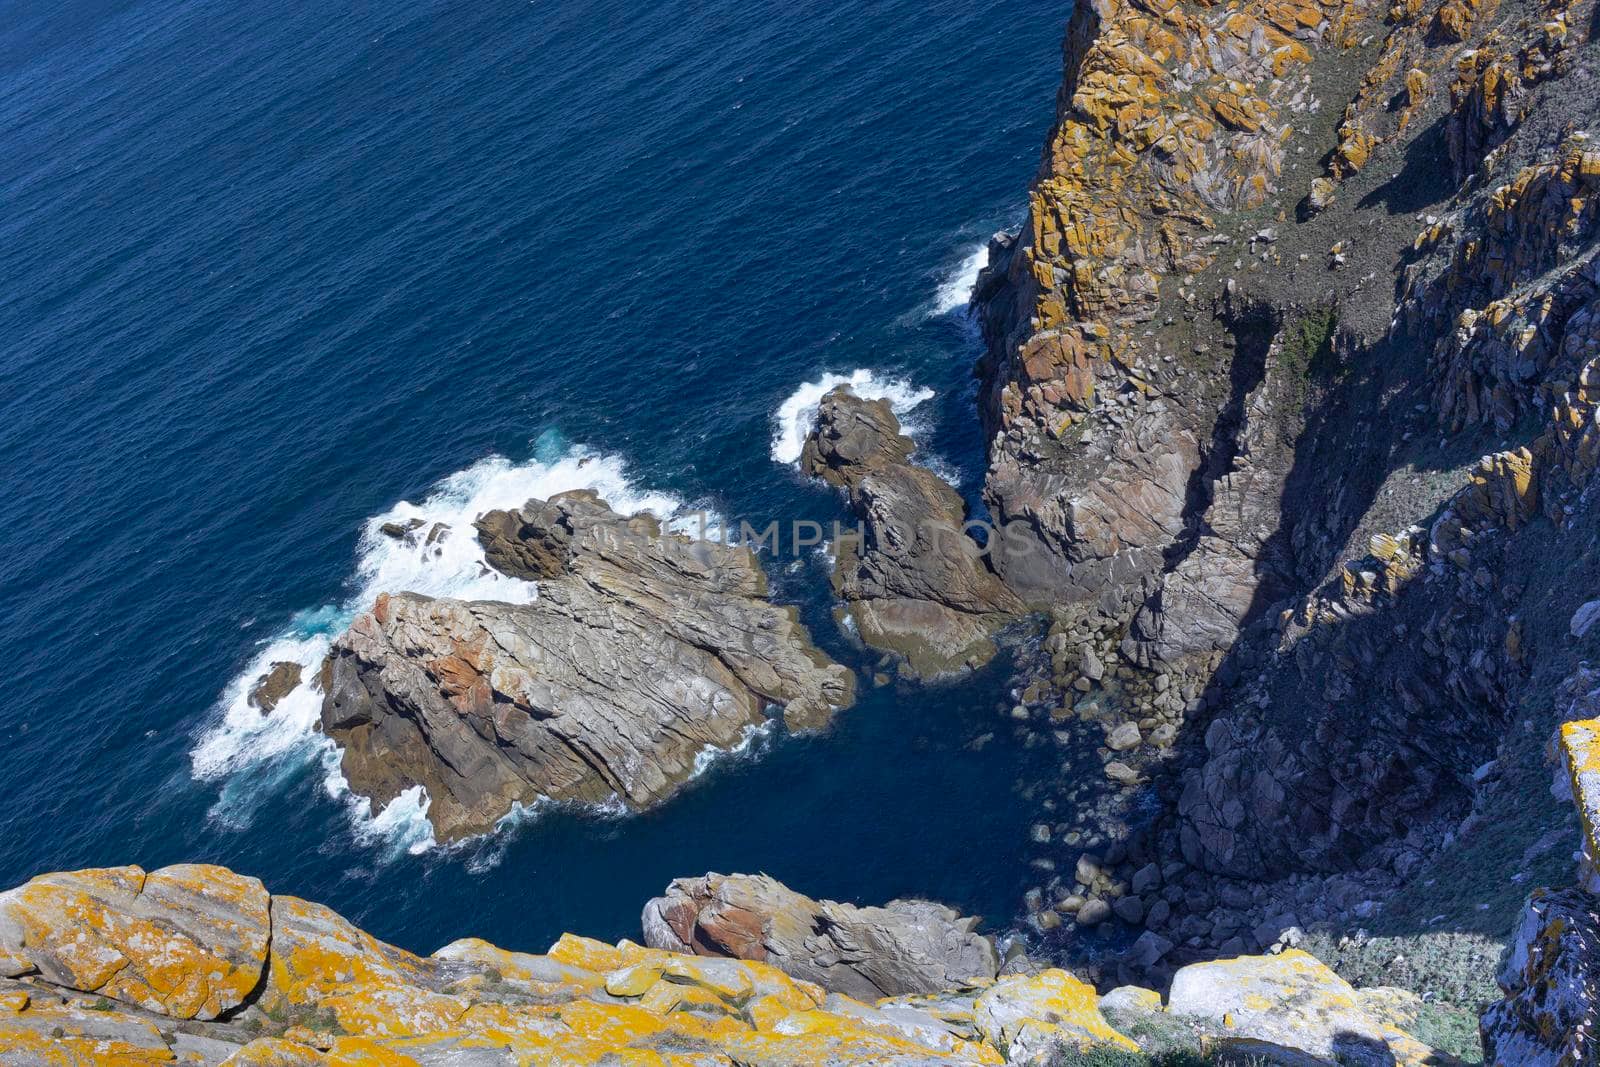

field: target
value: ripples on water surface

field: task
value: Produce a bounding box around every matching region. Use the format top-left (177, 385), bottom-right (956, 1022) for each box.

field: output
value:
top-left (0, 0), bottom-right (1068, 952)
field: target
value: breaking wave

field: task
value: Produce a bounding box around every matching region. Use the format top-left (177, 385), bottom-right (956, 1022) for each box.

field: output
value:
top-left (770, 369), bottom-right (934, 466)
top-left (190, 434), bottom-right (685, 854)
top-left (930, 242), bottom-right (989, 316)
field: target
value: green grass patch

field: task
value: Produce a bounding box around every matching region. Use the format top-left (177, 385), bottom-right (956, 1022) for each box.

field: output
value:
top-left (1277, 305), bottom-right (1339, 402)
top-left (1410, 1001), bottom-right (1485, 1064)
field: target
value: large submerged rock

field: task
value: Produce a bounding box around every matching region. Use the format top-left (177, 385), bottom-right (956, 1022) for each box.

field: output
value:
top-left (801, 386), bottom-right (1022, 676)
top-left (320, 490), bottom-right (854, 843)
top-left (640, 871), bottom-right (1000, 1000)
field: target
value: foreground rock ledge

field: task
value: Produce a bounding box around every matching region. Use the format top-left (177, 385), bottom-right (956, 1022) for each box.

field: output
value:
top-left (0, 861), bottom-right (1474, 1065)
top-left (321, 489), bottom-right (855, 843)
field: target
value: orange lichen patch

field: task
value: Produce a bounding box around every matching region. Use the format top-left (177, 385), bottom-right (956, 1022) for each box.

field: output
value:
top-left (0, 863), bottom-right (269, 1021)
top-left (320, 1037), bottom-right (423, 1066)
top-left (719, 1008), bottom-right (989, 1065)
top-left (431, 937), bottom-right (604, 996)
top-left (1459, 447), bottom-right (1539, 530)
top-left (220, 1038), bottom-right (329, 1066)
top-left (983, 0), bottom-right (1350, 441)
top-left (1436, 0), bottom-right (1499, 41)
top-left (546, 932), bottom-right (629, 973)
top-left (1560, 717), bottom-right (1600, 879)
top-left (974, 969), bottom-right (1137, 1058)
top-left (0, 995), bottom-right (177, 1065)
top-left (257, 896), bottom-right (451, 1036)
top-left (638, 980), bottom-right (731, 1018)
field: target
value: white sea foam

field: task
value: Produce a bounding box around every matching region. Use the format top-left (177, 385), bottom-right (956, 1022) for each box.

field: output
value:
top-left (191, 440), bottom-right (687, 853)
top-left (691, 719), bottom-right (775, 777)
top-left (771, 369), bottom-right (934, 465)
top-left (931, 242), bottom-right (989, 316)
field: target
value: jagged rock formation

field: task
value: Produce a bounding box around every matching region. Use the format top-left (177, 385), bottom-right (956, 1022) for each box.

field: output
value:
top-left (1480, 886), bottom-right (1600, 1066)
top-left (801, 387), bottom-right (1023, 675)
top-left (320, 490), bottom-right (854, 843)
top-left (641, 872), bottom-right (1000, 1001)
top-left (1476, 689), bottom-right (1600, 1064)
top-left (0, 861), bottom-right (1479, 1065)
top-left (974, 0), bottom-right (1347, 613)
top-left (972, 0), bottom-right (1600, 980)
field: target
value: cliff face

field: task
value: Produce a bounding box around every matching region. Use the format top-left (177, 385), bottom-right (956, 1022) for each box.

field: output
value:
top-left (976, 0), bottom-right (1600, 947)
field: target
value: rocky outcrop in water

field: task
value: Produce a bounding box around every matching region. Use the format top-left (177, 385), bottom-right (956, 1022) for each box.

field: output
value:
top-left (641, 871), bottom-right (1000, 1001)
top-left (801, 386), bottom-right (1022, 676)
top-left (320, 490), bottom-right (854, 843)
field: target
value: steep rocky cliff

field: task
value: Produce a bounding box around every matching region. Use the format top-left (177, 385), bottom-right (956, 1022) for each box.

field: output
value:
top-left (972, 0), bottom-right (1600, 1007)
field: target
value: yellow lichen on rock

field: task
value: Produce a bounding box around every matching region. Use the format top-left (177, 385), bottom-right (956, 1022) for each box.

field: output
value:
top-left (0, 864), bottom-right (269, 1021)
top-left (1559, 714), bottom-right (1600, 891)
top-left (1168, 949), bottom-right (1443, 1066)
top-left (973, 969), bottom-right (1137, 1061)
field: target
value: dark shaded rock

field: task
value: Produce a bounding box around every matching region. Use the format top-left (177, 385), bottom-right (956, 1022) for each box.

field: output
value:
top-left (1480, 886), bottom-right (1600, 1067)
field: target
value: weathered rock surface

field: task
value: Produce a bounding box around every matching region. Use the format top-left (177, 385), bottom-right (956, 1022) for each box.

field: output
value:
top-left (966, 0), bottom-right (1600, 967)
top-left (1479, 695), bottom-right (1600, 1064)
top-left (321, 490), bottom-right (854, 842)
top-left (0, 864), bottom-right (269, 1021)
top-left (801, 386), bottom-right (1022, 676)
top-left (0, 861), bottom-right (1479, 1064)
top-left (1479, 886), bottom-right (1600, 1067)
top-left (1168, 949), bottom-right (1441, 1066)
top-left (0, 861), bottom-right (1109, 1065)
top-left (640, 871), bottom-right (999, 1001)
top-left (972, 970), bottom-right (1136, 1062)
top-left (974, 0), bottom-right (1345, 613)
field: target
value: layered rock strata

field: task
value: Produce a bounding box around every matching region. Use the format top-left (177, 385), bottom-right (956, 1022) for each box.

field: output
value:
top-left (975, 0), bottom-right (1600, 975)
top-left (801, 387), bottom-right (1023, 675)
top-left (641, 871), bottom-right (1000, 1001)
top-left (0, 861), bottom-right (1470, 1066)
top-left (320, 490), bottom-right (854, 843)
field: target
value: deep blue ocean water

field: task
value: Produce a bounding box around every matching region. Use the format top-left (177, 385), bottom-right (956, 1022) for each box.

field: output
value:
top-left (0, 0), bottom-right (1070, 955)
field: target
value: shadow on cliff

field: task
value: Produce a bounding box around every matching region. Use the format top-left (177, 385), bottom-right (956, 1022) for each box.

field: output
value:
top-left (1115, 310), bottom-right (1551, 983)
top-left (1357, 114), bottom-right (1457, 217)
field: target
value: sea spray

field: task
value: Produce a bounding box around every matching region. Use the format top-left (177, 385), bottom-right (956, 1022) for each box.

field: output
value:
top-left (191, 443), bottom-right (688, 852)
top-left (930, 242), bottom-right (989, 316)
top-left (771, 369), bottom-right (934, 466)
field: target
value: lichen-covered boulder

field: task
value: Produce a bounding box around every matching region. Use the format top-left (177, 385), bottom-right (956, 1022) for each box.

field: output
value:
top-left (0, 982), bottom-right (179, 1065)
top-left (0, 864), bottom-right (269, 1021)
top-left (1480, 886), bottom-right (1600, 1067)
top-left (972, 969), bottom-right (1135, 1063)
top-left (1167, 949), bottom-right (1441, 1066)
